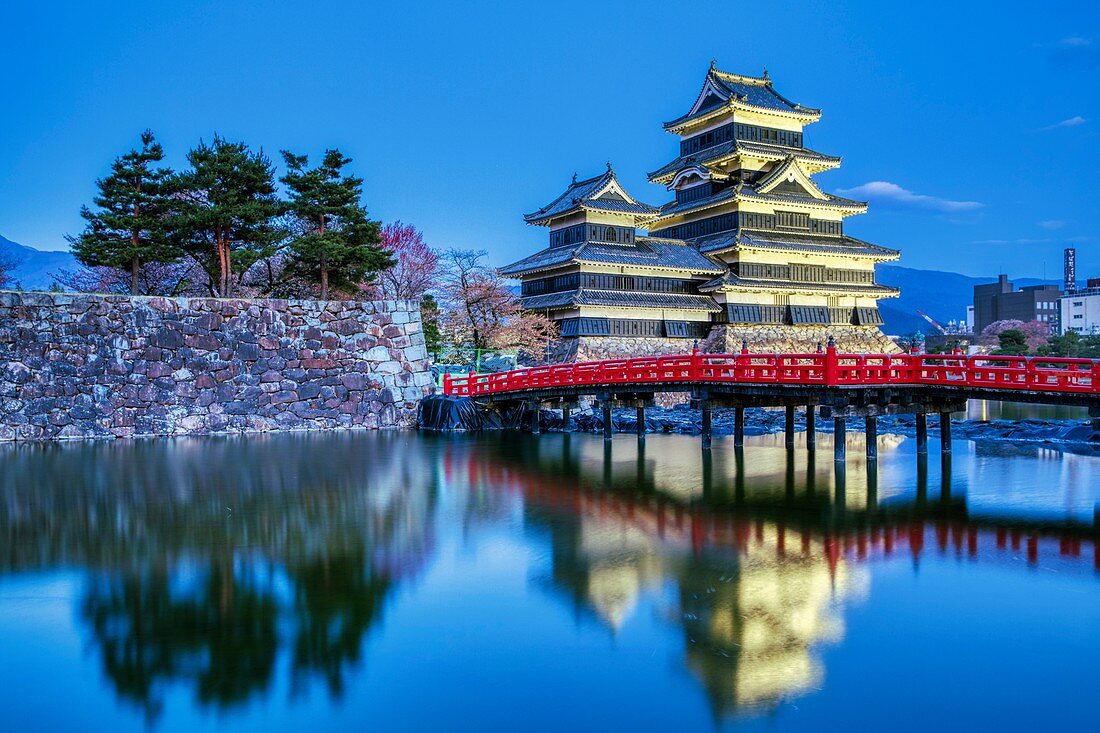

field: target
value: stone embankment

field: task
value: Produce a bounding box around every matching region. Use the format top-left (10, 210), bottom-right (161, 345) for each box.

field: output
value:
top-left (0, 292), bottom-right (433, 441)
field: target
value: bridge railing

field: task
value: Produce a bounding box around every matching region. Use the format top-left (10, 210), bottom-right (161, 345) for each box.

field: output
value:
top-left (441, 348), bottom-right (1100, 397)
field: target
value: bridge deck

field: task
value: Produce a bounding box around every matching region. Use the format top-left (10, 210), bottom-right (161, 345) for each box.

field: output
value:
top-left (444, 348), bottom-right (1100, 410)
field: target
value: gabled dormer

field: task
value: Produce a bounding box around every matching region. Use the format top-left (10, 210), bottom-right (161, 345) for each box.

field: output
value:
top-left (663, 63), bottom-right (822, 136)
top-left (754, 157), bottom-right (828, 200)
top-left (525, 165), bottom-right (659, 248)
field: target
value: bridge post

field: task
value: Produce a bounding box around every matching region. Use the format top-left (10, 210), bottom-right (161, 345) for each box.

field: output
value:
top-left (636, 401), bottom-right (646, 440)
top-left (833, 416), bottom-right (846, 463)
top-left (785, 405), bottom-right (796, 448)
top-left (806, 406), bottom-right (816, 450)
top-left (865, 416), bottom-right (878, 462)
top-left (562, 403), bottom-right (572, 432)
top-left (701, 400), bottom-right (713, 450)
top-left (915, 412), bottom-right (928, 455)
top-left (602, 401), bottom-right (613, 442)
top-left (940, 411), bottom-right (953, 454)
top-left (734, 406), bottom-right (745, 447)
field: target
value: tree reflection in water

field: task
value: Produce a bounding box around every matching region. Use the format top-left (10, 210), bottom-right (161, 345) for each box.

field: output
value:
top-left (0, 432), bottom-right (435, 723)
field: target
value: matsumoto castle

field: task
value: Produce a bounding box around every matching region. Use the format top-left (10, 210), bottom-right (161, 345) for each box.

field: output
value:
top-left (502, 63), bottom-right (900, 360)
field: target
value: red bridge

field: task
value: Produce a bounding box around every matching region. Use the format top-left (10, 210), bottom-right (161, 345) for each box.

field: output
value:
top-left (442, 344), bottom-right (1100, 460)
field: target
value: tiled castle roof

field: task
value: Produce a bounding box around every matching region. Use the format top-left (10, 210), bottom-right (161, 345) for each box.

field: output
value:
top-left (524, 168), bottom-right (658, 225)
top-left (664, 67), bottom-right (821, 130)
top-left (648, 140), bottom-right (840, 183)
top-left (695, 229), bottom-right (900, 259)
top-left (499, 237), bottom-right (725, 277)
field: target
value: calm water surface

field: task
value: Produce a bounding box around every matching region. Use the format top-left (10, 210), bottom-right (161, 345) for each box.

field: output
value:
top-left (0, 429), bottom-right (1097, 732)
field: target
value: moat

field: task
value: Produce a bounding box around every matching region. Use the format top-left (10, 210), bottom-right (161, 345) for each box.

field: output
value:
top-left (0, 429), bottom-right (1096, 731)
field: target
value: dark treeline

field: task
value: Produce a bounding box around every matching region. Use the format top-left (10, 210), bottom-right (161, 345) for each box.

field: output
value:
top-left (64, 130), bottom-right (394, 300)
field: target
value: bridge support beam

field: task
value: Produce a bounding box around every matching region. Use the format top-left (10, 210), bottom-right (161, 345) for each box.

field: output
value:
top-left (701, 400), bottom-right (712, 451)
top-left (834, 417), bottom-right (846, 464)
top-left (784, 405), bottom-right (796, 448)
top-left (636, 402), bottom-right (646, 440)
top-left (529, 401), bottom-right (540, 435)
top-left (940, 411), bottom-right (953, 454)
top-left (806, 406), bottom-right (816, 450)
top-left (734, 406), bottom-right (745, 447)
top-left (561, 403), bottom-right (572, 433)
top-left (916, 413), bottom-right (928, 455)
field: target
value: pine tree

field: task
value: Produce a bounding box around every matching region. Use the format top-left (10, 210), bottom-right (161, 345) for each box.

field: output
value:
top-left (280, 149), bottom-right (393, 300)
top-left (175, 136), bottom-right (284, 297)
top-left (67, 130), bottom-right (179, 294)
top-left (420, 294), bottom-right (444, 358)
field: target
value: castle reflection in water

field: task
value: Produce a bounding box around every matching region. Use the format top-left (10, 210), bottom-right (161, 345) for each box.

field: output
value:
top-left (0, 430), bottom-right (1094, 722)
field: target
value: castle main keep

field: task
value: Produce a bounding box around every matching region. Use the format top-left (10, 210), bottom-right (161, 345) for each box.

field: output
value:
top-left (501, 64), bottom-right (900, 361)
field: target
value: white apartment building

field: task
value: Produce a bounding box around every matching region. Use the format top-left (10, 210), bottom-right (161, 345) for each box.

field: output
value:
top-left (1059, 286), bottom-right (1100, 335)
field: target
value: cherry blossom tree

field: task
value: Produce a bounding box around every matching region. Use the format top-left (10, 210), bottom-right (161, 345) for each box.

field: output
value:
top-left (437, 248), bottom-right (553, 356)
top-left (375, 222), bottom-right (438, 300)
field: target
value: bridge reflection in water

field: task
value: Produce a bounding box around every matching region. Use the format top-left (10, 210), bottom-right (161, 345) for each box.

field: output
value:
top-left (443, 431), bottom-right (1098, 718)
top-left (0, 431), bottom-right (1096, 724)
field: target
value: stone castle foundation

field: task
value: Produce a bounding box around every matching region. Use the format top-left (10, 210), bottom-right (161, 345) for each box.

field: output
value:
top-left (537, 324), bottom-right (898, 365)
top-left (0, 292), bottom-right (434, 441)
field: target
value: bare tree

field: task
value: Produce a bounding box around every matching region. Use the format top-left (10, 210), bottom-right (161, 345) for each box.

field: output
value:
top-left (375, 222), bottom-right (438, 300)
top-left (0, 251), bottom-right (16, 289)
top-left (52, 259), bottom-right (203, 296)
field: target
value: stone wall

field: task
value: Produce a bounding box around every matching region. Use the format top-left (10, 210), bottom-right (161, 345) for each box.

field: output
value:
top-left (542, 336), bottom-right (696, 364)
top-left (538, 324), bottom-right (898, 365)
top-left (0, 292), bottom-right (434, 441)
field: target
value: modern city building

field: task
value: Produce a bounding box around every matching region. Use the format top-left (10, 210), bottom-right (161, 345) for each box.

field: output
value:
top-left (1059, 279), bottom-right (1100, 335)
top-left (972, 275), bottom-right (1061, 334)
top-left (502, 64), bottom-right (900, 361)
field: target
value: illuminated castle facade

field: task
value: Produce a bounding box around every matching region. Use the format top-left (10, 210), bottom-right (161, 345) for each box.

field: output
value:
top-left (502, 64), bottom-right (900, 360)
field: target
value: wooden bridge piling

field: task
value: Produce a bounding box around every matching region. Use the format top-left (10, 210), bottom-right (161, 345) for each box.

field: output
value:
top-left (636, 401), bottom-right (646, 440)
top-left (865, 416), bottom-right (878, 462)
top-left (701, 400), bottom-right (713, 450)
top-left (528, 401), bottom-right (540, 435)
top-left (734, 406), bottom-right (745, 447)
top-left (940, 411), bottom-right (953, 454)
top-left (562, 403), bottom-right (572, 432)
top-left (784, 405), bottom-right (796, 448)
top-left (834, 417), bottom-right (847, 463)
top-left (916, 413), bottom-right (928, 455)
top-left (806, 406), bottom-right (816, 449)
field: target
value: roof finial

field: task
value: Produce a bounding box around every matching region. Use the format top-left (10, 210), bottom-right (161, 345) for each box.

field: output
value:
top-left (606, 160), bottom-right (612, 173)
top-left (762, 66), bottom-right (770, 81)
top-left (710, 57), bottom-right (717, 70)
top-left (571, 172), bottom-right (577, 184)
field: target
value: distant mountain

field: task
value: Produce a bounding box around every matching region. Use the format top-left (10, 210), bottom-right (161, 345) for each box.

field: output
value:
top-left (876, 264), bottom-right (1059, 336)
top-left (0, 235), bottom-right (78, 290)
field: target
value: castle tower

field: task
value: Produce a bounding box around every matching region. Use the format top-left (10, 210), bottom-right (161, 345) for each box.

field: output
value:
top-left (646, 65), bottom-right (899, 352)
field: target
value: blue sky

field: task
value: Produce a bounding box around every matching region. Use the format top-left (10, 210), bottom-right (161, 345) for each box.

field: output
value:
top-left (1, 0), bottom-right (1097, 278)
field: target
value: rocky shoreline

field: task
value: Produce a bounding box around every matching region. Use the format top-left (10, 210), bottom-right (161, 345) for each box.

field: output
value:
top-left (536, 405), bottom-right (1100, 451)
